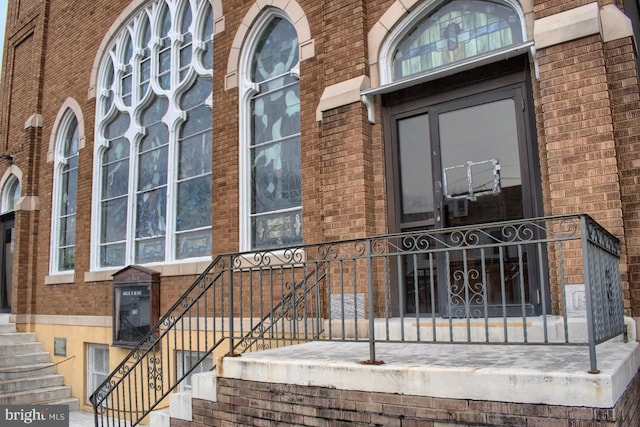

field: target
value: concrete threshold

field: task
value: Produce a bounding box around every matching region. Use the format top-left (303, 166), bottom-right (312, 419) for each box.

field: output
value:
top-left (217, 339), bottom-right (640, 408)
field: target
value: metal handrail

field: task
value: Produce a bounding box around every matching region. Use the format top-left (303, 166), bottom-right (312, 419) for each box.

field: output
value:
top-left (90, 253), bottom-right (327, 426)
top-left (90, 214), bottom-right (626, 426)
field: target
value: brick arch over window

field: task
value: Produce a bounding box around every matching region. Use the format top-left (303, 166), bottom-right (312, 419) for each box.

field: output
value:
top-left (367, 0), bottom-right (533, 87)
top-left (225, 0), bottom-right (314, 90)
top-left (47, 97), bottom-right (85, 163)
top-left (88, 0), bottom-right (225, 100)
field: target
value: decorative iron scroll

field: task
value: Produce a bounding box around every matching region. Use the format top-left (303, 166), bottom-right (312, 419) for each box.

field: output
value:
top-left (584, 216), bottom-right (625, 344)
top-left (93, 214), bottom-right (624, 427)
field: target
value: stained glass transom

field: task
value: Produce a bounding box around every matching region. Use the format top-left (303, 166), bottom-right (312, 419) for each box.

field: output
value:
top-left (247, 16), bottom-right (302, 250)
top-left (393, 0), bottom-right (522, 80)
top-left (96, 0), bottom-right (213, 268)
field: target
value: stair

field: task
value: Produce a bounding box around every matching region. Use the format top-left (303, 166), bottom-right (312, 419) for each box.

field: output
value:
top-left (0, 315), bottom-right (79, 410)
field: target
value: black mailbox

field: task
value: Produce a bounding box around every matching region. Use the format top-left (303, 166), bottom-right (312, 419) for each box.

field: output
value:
top-left (112, 265), bottom-right (160, 347)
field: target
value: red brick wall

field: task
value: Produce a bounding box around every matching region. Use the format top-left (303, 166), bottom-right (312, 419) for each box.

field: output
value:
top-left (605, 35), bottom-right (640, 317)
top-left (534, 31), bottom-right (634, 313)
top-left (0, 0), bottom-right (639, 318)
top-left (0, 0), bottom-right (48, 316)
top-left (533, 0), bottom-right (621, 20)
top-left (173, 369), bottom-right (640, 427)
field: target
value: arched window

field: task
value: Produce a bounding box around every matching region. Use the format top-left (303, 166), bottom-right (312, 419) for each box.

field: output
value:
top-left (51, 111), bottom-right (79, 273)
top-left (392, 0), bottom-right (523, 80)
top-left (240, 10), bottom-right (302, 251)
top-left (94, 0), bottom-right (213, 268)
top-left (0, 175), bottom-right (20, 215)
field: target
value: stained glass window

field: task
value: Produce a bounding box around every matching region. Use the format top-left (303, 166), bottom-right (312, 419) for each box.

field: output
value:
top-left (136, 97), bottom-right (169, 264)
top-left (393, 0), bottom-right (522, 80)
top-left (246, 15), bottom-right (302, 250)
top-left (95, 0), bottom-right (213, 268)
top-left (176, 76), bottom-right (212, 259)
top-left (54, 113), bottom-right (79, 272)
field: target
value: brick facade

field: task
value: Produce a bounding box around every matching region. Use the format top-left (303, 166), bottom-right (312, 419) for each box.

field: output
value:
top-left (0, 0), bottom-right (636, 316)
top-left (172, 370), bottom-right (640, 427)
top-left (1, 0), bottom-right (640, 418)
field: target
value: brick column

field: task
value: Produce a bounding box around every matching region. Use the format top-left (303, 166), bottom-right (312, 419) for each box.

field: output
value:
top-left (604, 35), bottom-right (640, 317)
top-left (536, 33), bottom-right (630, 312)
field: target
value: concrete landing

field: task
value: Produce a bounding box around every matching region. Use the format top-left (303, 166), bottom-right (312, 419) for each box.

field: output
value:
top-left (217, 339), bottom-right (640, 408)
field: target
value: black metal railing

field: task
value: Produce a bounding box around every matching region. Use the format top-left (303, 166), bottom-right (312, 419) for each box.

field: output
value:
top-left (91, 214), bottom-right (626, 426)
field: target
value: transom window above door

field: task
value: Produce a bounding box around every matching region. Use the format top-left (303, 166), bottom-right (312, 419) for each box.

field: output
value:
top-left (392, 0), bottom-right (524, 80)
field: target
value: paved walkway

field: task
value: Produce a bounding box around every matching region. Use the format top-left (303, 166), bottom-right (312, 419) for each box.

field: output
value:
top-left (69, 411), bottom-right (95, 427)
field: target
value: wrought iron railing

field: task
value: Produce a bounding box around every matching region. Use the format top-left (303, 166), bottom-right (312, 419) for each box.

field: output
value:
top-left (91, 214), bottom-right (626, 426)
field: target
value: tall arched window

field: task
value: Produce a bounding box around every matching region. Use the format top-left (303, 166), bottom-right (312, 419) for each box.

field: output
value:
top-left (240, 10), bottom-right (302, 251)
top-left (51, 111), bottom-right (79, 273)
top-left (391, 0), bottom-right (524, 80)
top-left (0, 175), bottom-right (20, 215)
top-left (94, 0), bottom-right (213, 268)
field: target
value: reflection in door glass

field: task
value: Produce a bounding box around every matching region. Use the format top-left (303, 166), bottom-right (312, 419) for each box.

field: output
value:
top-left (404, 248), bottom-right (438, 315)
top-left (398, 114), bottom-right (432, 224)
top-left (395, 96), bottom-right (535, 316)
top-left (438, 99), bottom-right (529, 315)
top-left (439, 99), bottom-right (522, 226)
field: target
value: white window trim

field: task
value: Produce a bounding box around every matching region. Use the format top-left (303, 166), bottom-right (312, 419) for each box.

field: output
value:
top-left (378, 0), bottom-right (528, 86)
top-left (238, 8), bottom-right (301, 252)
top-left (0, 174), bottom-right (20, 215)
top-left (87, 343), bottom-right (110, 405)
top-left (90, 0), bottom-right (214, 271)
top-left (49, 110), bottom-right (79, 275)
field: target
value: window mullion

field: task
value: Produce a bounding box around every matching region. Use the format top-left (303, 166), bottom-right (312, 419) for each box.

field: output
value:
top-left (126, 134), bottom-right (140, 266)
top-left (165, 124), bottom-right (178, 262)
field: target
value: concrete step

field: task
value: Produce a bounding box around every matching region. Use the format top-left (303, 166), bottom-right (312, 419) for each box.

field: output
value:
top-left (0, 332), bottom-right (37, 345)
top-left (0, 341), bottom-right (43, 355)
top-left (0, 362), bottom-right (57, 380)
top-left (0, 322), bottom-right (80, 410)
top-left (0, 352), bottom-right (51, 368)
top-left (0, 385), bottom-right (73, 405)
top-left (0, 374), bottom-right (65, 394)
top-left (41, 397), bottom-right (81, 412)
top-left (0, 323), bottom-right (16, 333)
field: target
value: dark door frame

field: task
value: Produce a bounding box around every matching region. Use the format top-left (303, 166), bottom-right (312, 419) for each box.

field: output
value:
top-left (382, 56), bottom-right (545, 317)
top-left (0, 212), bottom-right (14, 313)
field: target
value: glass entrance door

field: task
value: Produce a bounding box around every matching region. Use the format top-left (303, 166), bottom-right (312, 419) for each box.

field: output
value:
top-left (395, 86), bottom-right (539, 316)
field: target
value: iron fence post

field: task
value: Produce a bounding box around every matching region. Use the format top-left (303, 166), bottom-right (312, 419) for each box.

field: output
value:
top-left (228, 255), bottom-right (235, 355)
top-left (580, 215), bottom-right (599, 373)
top-left (366, 239), bottom-right (376, 363)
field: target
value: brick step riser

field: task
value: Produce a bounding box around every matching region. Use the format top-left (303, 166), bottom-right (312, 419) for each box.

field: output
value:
top-left (0, 375), bottom-right (65, 394)
top-left (0, 386), bottom-right (72, 405)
